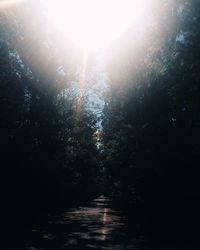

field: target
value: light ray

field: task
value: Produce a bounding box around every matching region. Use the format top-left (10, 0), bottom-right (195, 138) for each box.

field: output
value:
top-left (75, 49), bottom-right (88, 125)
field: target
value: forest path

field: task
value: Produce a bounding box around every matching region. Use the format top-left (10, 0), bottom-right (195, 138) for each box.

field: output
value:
top-left (16, 196), bottom-right (145, 250)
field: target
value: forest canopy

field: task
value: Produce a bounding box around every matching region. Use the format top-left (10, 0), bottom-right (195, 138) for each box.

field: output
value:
top-left (0, 0), bottom-right (200, 222)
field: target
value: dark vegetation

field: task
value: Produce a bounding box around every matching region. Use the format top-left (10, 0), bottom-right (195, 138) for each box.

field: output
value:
top-left (0, 2), bottom-right (99, 214)
top-left (1, 0), bottom-right (200, 242)
top-left (102, 0), bottom-right (200, 230)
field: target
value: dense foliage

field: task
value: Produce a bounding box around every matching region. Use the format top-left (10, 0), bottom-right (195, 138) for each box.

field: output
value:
top-left (1, 0), bottom-right (200, 226)
top-left (0, 2), bottom-right (99, 210)
top-left (102, 0), bottom-right (200, 217)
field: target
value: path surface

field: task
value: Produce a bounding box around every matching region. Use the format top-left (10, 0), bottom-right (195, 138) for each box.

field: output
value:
top-left (15, 196), bottom-right (145, 250)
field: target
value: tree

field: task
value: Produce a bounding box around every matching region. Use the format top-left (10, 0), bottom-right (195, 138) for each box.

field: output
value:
top-left (102, 0), bottom-right (200, 216)
top-left (0, 2), bottom-right (99, 210)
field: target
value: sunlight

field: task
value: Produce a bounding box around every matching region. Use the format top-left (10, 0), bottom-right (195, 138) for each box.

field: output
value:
top-left (0, 0), bottom-right (23, 8)
top-left (46, 0), bottom-right (149, 51)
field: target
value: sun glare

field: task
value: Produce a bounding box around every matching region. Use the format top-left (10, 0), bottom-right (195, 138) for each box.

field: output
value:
top-left (0, 0), bottom-right (23, 8)
top-left (47, 0), bottom-right (148, 51)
